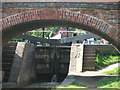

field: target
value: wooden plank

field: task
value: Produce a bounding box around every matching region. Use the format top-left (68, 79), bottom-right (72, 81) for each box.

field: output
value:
top-left (18, 35), bottom-right (61, 45)
top-left (61, 34), bottom-right (98, 43)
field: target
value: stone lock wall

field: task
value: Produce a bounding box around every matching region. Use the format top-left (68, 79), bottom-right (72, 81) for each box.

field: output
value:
top-left (2, 43), bottom-right (118, 88)
top-left (8, 42), bottom-right (36, 87)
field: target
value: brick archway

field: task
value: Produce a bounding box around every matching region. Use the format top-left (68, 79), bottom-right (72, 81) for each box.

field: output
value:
top-left (2, 9), bottom-right (120, 51)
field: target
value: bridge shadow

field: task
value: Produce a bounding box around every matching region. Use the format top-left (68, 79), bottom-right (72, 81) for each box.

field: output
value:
top-left (73, 75), bottom-right (119, 88)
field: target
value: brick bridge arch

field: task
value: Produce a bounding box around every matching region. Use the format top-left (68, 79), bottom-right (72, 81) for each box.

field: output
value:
top-left (2, 9), bottom-right (120, 51)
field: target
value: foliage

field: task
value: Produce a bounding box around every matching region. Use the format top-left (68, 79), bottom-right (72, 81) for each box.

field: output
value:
top-left (95, 51), bottom-right (120, 69)
top-left (25, 27), bottom-right (83, 38)
top-left (95, 77), bottom-right (120, 88)
top-left (55, 82), bottom-right (86, 90)
top-left (10, 27), bottom-right (85, 42)
top-left (25, 28), bottom-right (50, 38)
top-left (103, 66), bottom-right (120, 75)
top-left (67, 82), bottom-right (86, 88)
top-left (9, 38), bottom-right (25, 42)
top-left (10, 27), bottom-right (86, 42)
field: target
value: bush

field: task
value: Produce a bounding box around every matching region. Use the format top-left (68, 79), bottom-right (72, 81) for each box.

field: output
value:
top-left (95, 51), bottom-right (120, 69)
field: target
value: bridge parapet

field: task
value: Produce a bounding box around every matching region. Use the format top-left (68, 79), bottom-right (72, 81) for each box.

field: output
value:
top-left (1, 2), bottom-right (119, 28)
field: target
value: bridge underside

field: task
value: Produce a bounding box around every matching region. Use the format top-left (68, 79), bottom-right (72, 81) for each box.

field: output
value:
top-left (2, 20), bottom-right (120, 52)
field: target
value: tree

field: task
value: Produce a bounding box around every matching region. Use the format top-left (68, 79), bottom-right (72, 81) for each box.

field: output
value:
top-left (10, 27), bottom-right (86, 42)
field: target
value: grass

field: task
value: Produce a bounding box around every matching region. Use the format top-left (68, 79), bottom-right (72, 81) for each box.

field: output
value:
top-left (95, 77), bottom-right (120, 88)
top-left (95, 51), bottom-right (120, 89)
top-left (103, 66), bottom-right (120, 75)
top-left (55, 82), bottom-right (86, 90)
top-left (95, 51), bottom-right (120, 69)
top-left (54, 51), bottom-right (120, 89)
top-left (67, 82), bottom-right (86, 88)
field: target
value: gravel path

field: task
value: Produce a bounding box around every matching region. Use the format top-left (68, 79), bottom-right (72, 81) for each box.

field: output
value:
top-left (74, 76), bottom-right (105, 88)
top-left (26, 63), bottom-right (119, 88)
top-left (97, 63), bottom-right (120, 73)
top-left (75, 63), bottom-right (120, 76)
top-left (73, 63), bottom-right (119, 88)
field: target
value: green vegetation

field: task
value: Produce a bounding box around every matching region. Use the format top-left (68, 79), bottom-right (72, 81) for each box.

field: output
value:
top-left (9, 38), bottom-right (25, 42)
top-left (56, 82), bottom-right (86, 90)
top-left (103, 66), bottom-right (120, 75)
top-left (96, 77), bottom-right (120, 88)
top-left (10, 27), bottom-right (86, 42)
top-left (95, 51), bottom-right (120, 69)
top-left (67, 82), bottom-right (86, 88)
top-left (28, 27), bottom-right (84, 37)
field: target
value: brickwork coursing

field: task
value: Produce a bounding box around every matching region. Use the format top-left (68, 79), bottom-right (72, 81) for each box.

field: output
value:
top-left (2, 9), bottom-right (119, 41)
top-left (1, 3), bottom-right (119, 28)
top-left (1, 2), bottom-right (120, 51)
top-left (1, 8), bottom-right (119, 30)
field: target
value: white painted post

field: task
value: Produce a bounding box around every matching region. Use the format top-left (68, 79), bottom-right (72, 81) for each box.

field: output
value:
top-left (68, 44), bottom-right (84, 75)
